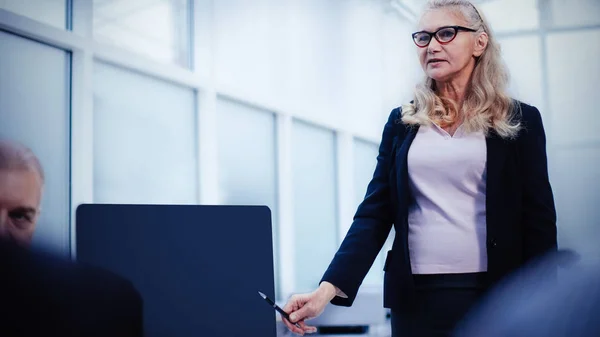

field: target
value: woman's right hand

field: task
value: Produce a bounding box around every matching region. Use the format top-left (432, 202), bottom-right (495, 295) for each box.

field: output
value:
top-left (281, 282), bottom-right (338, 335)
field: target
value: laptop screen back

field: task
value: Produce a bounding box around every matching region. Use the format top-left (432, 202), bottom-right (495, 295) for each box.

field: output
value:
top-left (75, 204), bottom-right (277, 337)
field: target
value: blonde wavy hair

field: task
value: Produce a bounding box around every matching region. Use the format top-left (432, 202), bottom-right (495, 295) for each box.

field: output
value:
top-left (401, 0), bottom-right (520, 139)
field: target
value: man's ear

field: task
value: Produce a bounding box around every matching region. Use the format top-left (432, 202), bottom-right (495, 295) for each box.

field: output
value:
top-left (474, 32), bottom-right (488, 57)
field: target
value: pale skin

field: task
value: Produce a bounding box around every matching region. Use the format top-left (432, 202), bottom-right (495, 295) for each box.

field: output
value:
top-left (0, 169), bottom-right (42, 246)
top-left (419, 9), bottom-right (488, 136)
top-left (281, 8), bottom-right (489, 336)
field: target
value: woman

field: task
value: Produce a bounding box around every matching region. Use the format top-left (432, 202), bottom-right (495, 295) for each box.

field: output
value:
top-left (282, 0), bottom-right (557, 336)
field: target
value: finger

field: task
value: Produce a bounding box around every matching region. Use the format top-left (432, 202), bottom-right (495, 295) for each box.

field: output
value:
top-left (282, 300), bottom-right (306, 334)
top-left (289, 304), bottom-right (313, 323)
top-left (282, 295), bottom-right (304, 313)
top-left (282, 316), bottom-right (305, 335)
top-left (298, 320), bottom-right (318, 334)
top-left (282, 300), bottom-right (295, 314)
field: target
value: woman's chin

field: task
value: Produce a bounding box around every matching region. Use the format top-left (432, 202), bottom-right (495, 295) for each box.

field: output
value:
top-left (426, 70), bottom-right (453, 83)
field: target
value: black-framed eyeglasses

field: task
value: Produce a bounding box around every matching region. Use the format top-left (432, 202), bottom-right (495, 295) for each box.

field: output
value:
top-left (412, 26), bottom-right (478, 47)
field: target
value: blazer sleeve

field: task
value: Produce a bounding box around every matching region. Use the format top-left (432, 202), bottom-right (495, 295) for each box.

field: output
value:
top-left (320, 108), bottom-right (398, 307)
top-left (518, 104), bottom-right (558, 262)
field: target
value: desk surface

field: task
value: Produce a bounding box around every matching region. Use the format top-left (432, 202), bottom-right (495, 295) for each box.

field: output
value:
top-left (275, 321), bottom-right (391, 337)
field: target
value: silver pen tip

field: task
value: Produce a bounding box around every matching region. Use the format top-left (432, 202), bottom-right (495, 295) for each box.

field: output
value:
top-left (258, 291), bottom-right (266, 298)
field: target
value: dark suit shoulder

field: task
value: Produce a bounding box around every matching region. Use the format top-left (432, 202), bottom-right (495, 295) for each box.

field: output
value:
top-left (512, 100), bottom-right (545, 138)
top-left (516, 101), bottom-right (542, 122)
top-left (388, 106), bottom-right (403, 123)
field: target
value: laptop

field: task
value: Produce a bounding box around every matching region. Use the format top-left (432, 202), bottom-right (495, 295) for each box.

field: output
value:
top-left (75, 204), bottom-right (277, 337)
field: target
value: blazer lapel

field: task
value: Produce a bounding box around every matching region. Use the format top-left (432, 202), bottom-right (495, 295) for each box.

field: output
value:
top-left (395, 125), bottom-right (419, 216)
top-left (485, 130), bottom-right (511, 226)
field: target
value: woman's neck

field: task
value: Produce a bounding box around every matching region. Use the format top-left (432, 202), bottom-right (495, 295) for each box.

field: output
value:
top-left (434, 61), bottom-right (475, 107)
top-left (435, 78), bottom-right (469, 106)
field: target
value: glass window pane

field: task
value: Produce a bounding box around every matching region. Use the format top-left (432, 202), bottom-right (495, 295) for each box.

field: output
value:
top-left (353, 139), bottom-right (377, 211)
top-left (292, 121), bottom-right (338, 293)
top-left (0, 31), bottom-right (70, 255)
top-left (93, 0), bottom-right (191, 67)
top-left (214, 0), bottom-right (282, 103)
top-left (478, 0), bottom-right (539, 33)
top-left (550, 147), bottom-right (600, 264)
top-left (400, 0), bottom-right (540, 33)
top-left (216, 98), bottom-right (280, 297)
top-left (547, 30), bottom-right (600, 146)
top-left (0, 0), bottom-right (67, 29)
top-left (549, 0), bottom-right (600, 28)
top-left (214, 0), bottom-right (345, 128)
top-left (93, 62), bottom-right (198, 204)
top-left (499, 36), bottom-right (544, 109)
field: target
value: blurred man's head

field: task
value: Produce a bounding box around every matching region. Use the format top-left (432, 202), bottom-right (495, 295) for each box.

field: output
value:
top-left (0, 140), bottom-right (44, 246)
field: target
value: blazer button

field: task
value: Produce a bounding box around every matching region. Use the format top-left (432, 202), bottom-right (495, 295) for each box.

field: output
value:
top-left (488, 238), bottom-right (498, 248)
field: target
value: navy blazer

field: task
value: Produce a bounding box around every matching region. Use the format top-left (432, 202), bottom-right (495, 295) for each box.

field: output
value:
top-left (321, 101), bottom-right (557, 311)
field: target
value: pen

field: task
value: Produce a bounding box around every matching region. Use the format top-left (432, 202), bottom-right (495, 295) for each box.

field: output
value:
top-left (258, 291), bottom-right (302, 329)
